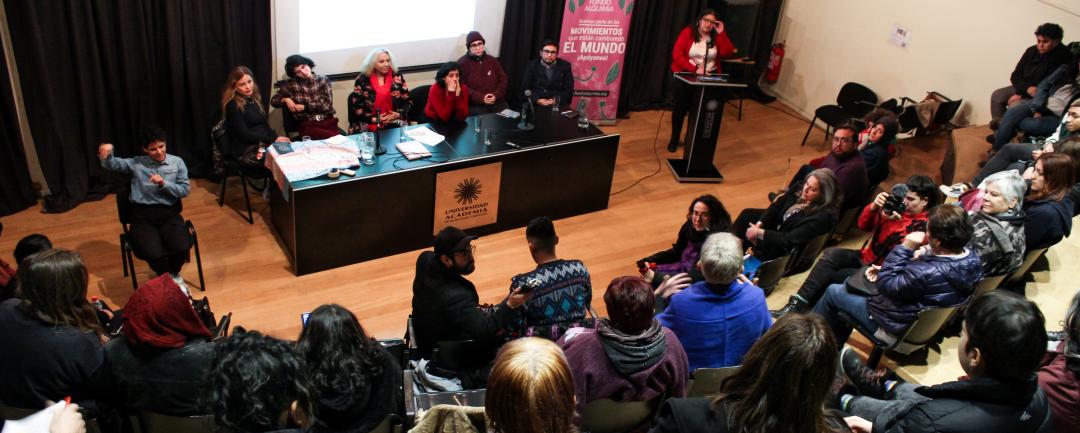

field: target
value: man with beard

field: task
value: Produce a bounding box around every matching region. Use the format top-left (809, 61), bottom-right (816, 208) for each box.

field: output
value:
top-left (411, 226), bottom-right (529, 361)
top-left (522, 40), bottom-right (574, 109)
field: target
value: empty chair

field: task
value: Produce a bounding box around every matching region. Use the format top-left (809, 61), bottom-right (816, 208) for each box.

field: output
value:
top-left (753, 254), bottom-right (791, 295)
top-left (801, 82), bottom-right (878, 146)
top-left (786, 231), bottom-right (830, 275)
top-left (842, 305), bottom-right (960, 368)
top-left (409, 84), bottom-right (432, 124)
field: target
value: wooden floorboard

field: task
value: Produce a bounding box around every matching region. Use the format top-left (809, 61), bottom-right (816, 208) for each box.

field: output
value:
top-left (2, 100), bottom-right (1075, 386)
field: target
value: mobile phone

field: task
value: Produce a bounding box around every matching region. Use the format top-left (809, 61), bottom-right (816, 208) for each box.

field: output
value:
top-left (561, 110), bottom-right (578, 119)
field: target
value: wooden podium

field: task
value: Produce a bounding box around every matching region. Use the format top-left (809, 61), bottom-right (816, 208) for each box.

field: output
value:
top-left (668, 73), bottom-right (747, 183)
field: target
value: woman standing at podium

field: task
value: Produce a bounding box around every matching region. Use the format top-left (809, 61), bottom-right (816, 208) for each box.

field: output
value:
top-left (668, 9), bottom-right (736, 152)
top-left (348, 48), bottom-right (412, 134)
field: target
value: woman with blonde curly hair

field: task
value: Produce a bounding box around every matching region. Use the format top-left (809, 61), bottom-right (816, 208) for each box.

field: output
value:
top-left (487, 337), bottom-right (577, 433)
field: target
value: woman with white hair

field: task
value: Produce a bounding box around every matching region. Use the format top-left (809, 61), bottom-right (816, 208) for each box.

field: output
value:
top-left (968, 170), bottom-right (1027, 276)
top-left (347, 48), bottom-right (412, 133)
top-left (657, 233), bottom-right (771, 371)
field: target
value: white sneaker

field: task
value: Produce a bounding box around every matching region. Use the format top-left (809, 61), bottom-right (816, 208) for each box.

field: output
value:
top-left (171, 273), bottom-right (190, 296)
top-left (939, 183), bottom-right (968, 199)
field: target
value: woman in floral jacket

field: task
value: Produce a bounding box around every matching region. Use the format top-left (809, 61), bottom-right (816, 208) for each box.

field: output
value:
top-left (348, 48), bottom-right (411, 134)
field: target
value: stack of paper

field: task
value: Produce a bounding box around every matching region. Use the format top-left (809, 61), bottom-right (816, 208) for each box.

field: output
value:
top-left (396, 141), bottom-right (431, 160)
top-left (404, 127), bottom-right (446, 146)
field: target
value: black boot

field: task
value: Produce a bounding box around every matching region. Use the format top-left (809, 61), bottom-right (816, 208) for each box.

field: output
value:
top-left (666, 138), bottom-right (678, 152)
top-left (770, 295), bottom-right (808, 319)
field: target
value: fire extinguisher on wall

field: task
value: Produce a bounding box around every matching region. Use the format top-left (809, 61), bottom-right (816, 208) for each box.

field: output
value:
top-left (765, 42), bottom-right (785, 83)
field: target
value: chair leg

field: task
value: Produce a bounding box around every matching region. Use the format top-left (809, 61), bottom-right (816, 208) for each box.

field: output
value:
top-left (737, 96), bottom-right (743, 122)
top-left (823, 125), bottom-right (831, 144)
top-left (218, 174), bottom-right (228, 207)
top-left (240, 172), bottom-right (254, 225)
top-left (800, 116), bottom-right (818, 146)
top-left (867, 346), bottom-right (884, 369)
top-left (191, 227), bottom-right (206, 292)
top-left (126, 248), bottom-right (138, 289)
top-left (120, 234), bottom-right (129, 277)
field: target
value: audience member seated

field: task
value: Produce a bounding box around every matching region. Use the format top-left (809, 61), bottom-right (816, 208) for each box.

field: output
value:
top-left (296, 304), bottom-right (401, 433)
top-left (0, 401), bottom-right (88, 433)
top-left (411, 226), bottom-right (528, 361)
top-left (773, 175), bottom-right (936, 318)
top-left (458, 31), bottom-right (509, 116)
top-left (558, 276), bottom-right (689, 418)
top-left (0, 233), bottom-right (52, 301)
top-left (0, 222), bottom-right (13, 299)
top-left (1022, 152), bottom-right (1075, 250)
top-left (638, 194), bottom-right (732, 288)
top-left (208, 329), bottom-right (313, 433)
top-left (348, 48), bottom-right (412, 134)
top-left (840, 291), bottom-right (1051, 433)
top-left (485, 338), bottom-right (576, 433)
top-left (992, 59), bottom-right (1080, 151)
top-left (505, 217), bottom-right (591, 340)
top-left (1040, 289), bottom-right (1080, 433)
top-left (103, 274), bottom-right (213, 416)
top-left (668, 8), bottom-right (736, 152)
top-left (812, 205), bottom-right (982, 345)
top-left (650, 314), bottom-right (846, 433)
top-left (522, 39), bottom-right (573, 110)
top-left (967, 171), bottom-right (1027, 277)
top-left (0, 249), bottom-right (106, 409)
top-left (989, 23), bottom-right (1073, 126)
top-left (858, 115), bottom-right (899, 188)
top-left (270, 54), bottom-right (338, 140)
top-left (98, 126), bottom-right (192, 293)
top-left (733, 168), bottom-right (841, 261)
top-left (425, 62), bottom-right (469, 123)
top-left (795, 122), bottom-right (869, 211)
top-left (657, 233), bottom-right (770, 371)
top-left (221, 65), bottom-right (288, 173)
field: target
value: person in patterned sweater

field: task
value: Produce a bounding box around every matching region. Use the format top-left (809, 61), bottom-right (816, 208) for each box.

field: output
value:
top-left (506, 217), bottom-right (592, 340)
top-left (772, 175), bottom-right (938, 318)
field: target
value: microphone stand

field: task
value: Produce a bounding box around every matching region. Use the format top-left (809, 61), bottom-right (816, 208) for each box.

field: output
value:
top-left (517, 93), bottom-right (535, 131)
top-left (373, 108), bottom-right (387, 155)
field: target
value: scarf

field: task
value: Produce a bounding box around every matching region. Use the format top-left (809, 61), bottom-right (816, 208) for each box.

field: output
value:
top-left (122, 274), bottom-right (212, 348)
top-left (597, 318), bottom-right (667, 375)
top-left (782, 200), bottom-right (809, 222)
top-left (370, 72), bottom-right (395, 117)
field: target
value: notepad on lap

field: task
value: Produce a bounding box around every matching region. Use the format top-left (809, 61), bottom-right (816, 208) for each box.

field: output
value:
top-left (396, 141), bottom-right (431, 160)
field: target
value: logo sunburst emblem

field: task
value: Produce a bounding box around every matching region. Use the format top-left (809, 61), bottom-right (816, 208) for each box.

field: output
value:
top-left (454, 177), bottom-right (482, 205)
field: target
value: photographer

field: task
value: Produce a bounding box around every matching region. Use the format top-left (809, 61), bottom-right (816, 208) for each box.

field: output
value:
top-left (772, 175), bottom-right (937, 318)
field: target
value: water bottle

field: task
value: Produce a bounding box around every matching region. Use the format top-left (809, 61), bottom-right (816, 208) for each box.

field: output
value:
top-left (577, 107), bottom-right (589, 130)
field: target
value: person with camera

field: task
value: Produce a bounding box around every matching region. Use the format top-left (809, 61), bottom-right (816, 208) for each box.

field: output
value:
top-left (772, 175), bottom-right (937, 318)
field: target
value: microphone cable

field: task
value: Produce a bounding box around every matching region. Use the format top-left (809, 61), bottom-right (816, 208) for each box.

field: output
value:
top-left (609, 109), bottom-right (665, 197)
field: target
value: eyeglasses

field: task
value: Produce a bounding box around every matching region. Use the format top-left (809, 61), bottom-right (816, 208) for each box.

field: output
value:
top-left (690, 211), bottom-right (711, 220)
top-left (541, 49), bottom-right (557, 54)
top-left (831, 136), bottom-right (853, 143)
top-left (469, 41), bottom-right (485, 48)
top-left (456, 244), bottom-right (477, 256)
top-left (703, 18), bottom-right (721, 26)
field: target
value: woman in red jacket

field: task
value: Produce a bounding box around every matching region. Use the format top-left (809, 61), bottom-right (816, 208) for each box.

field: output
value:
top-left (668, 9), bottom-right (736, 152)
top-left (425, 62), bottom-right (469, 123)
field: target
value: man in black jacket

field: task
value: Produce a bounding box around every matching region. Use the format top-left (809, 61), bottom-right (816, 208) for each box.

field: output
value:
top-left (839, 290), bottom-right (1051, 433)
top-left (990, 23), bottom-right (1074, 124)
top-left (522, 39), bottom-right (574, 110)
top-left (411, 226), bottom-right (529, 361)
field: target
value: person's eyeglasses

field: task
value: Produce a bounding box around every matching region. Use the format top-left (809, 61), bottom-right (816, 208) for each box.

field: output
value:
top-left (469, 42), bottom-right (485, 48)
top-left (541, 49), bottom-right (557, 54)
top-left (831, 136), bottom-right (853, 143)
top-left (456, 244), bottom-right (477, 256)
top-left (703, 19), bottom-right (721, 26)
top-left (690, 211), bottom-right (711, 220)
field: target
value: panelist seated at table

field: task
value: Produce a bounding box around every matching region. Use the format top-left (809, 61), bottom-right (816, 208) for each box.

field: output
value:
top-left (426, 62), bottom-right (469, 123)
top-left (270, 54), bottom-right (338, 140)
top-left (459, 31), bottom-right (509, 115)
top-left (221, 65), bottom-right (289, 173)
top-left (348, 48), bottom-right (412, 134)
top-left (522, 39), bottom-right (573, 110)
top-left (411, 227), bottom-right (530, 364)
top-left (98, 126), bottom-right (192, 292)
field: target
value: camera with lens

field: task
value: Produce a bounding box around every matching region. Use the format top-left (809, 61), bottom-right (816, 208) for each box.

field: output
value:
top-left (882, 183), bottom-right (909, 215)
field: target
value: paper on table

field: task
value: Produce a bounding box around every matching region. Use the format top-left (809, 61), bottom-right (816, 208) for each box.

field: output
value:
top-left (404, 126), bottom-right (445, 147)
top-left (396, 140), bottom-right (432, 160)
top-left (323, 134), bottom-right (349, 145)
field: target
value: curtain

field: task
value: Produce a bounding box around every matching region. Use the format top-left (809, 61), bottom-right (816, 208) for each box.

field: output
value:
top-left (499, 0), bottom-right (566, 108)
top-left (0, 34), bottom-right (35, 216)
top-left (4, 0), bottom-right (272, 213)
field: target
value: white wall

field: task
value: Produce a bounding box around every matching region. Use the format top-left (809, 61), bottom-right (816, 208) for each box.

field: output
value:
top-left (766, 0), bottom-right (1080, 126)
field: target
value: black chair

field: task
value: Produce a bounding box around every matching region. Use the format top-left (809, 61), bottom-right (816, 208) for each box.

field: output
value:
top-left (830, 206), bottom-right (861, 243)
top-left (753, 254), bottom-right (791, 295)
top-left (841, 304), bottom-right (959, 368)
top-left (131, 411), bottom-right (215, 433)
top-left (800, 82), bottom-right (878, 146)
top-left (1, 403), bottom-right (102, 433)
top-left (117, 185), bottom-right (206, 291)
top-left (213, 312), bottom-right (232, 340)
top-left (785, 231), bottom-right (830, 275)
top-left (686, 366), bottom-right (740, 397)
top-left (408, 84), bottom-right (432, 125)
top-left (211, 120), bottom-right (263, 225)
top-left (581, 397), bottom-right (660, 433)
top-left (430, 339), bottom-right (487, 373)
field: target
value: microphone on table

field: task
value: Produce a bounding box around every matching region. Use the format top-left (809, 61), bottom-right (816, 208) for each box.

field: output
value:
top-left (374, 108), bottom-right (387, 155)
top-left (518, 89), bottom-right (535, 131)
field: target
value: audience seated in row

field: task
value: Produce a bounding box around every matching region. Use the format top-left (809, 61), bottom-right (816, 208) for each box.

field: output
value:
top-left (505, 217), bottom-right (592, 340)
top-left (773, 175), bottom-right (937, 317)
top-left (812, 205), bottom-right (983, 346)
top-left (1022, 152), bottom-right (1075, 250)
top-left (858, 114), bottom-right (899, 189)
top-left (0, 228), bottom-right (52, 301)
top-left (733, 168), bottom-right (841, 261)
top-left (966, 170), bottom-right (1028, 277)
top-left (656, 233), bottom-right (771, 371)
top-left (639, 194), bottom-right (732, 288)
top-left (1039, 289), bottom-right (1080, 433)
top-left (797, 122), bottom-right (869, 211)
top-left (840, 291), bottom-right (1052, 433)
top-left (992, 58), bottom-right (1080, 151)
top-left (989, 23), bottom-right (1074, 125)
top-left (558, 276), bottom-right (688, 418)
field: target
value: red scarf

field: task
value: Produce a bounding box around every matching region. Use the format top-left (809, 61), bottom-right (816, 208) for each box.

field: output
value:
top-left (369, 72), bottom-right (395, 130)
top-left (122, 274), bottom-right (212, 348)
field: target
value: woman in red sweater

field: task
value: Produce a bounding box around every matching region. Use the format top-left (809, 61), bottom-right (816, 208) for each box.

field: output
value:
top-left (668, 9), bottom-right (736, 152)
top-left (425, 62), bottom-right (469, 123)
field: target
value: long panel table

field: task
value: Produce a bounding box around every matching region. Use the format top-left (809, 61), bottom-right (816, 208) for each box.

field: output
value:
top-left (269, 112), bottom-right (621, 275)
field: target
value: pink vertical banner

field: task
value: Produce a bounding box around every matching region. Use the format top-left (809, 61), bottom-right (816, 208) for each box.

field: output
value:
top-left (559, 0), bottom-right (634, 125)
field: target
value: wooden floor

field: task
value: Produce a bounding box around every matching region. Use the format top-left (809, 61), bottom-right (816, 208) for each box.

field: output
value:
top-left (2, 100), bottom-right (1076, 386)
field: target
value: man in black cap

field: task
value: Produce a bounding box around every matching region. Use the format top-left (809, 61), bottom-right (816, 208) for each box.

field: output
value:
top-left (457, 31), bottom-right (509, 115)
top-left (411, 226), bottom-right (529, 361)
